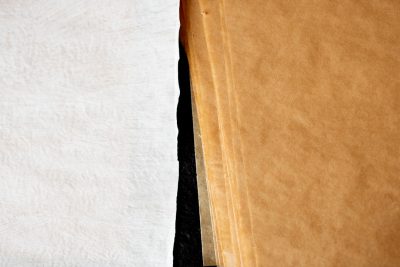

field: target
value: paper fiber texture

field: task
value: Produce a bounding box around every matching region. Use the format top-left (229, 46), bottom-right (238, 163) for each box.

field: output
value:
top-left (182, 0), bottom-right (400, 266)
top-left (0, 1), bottom-right (179, 266)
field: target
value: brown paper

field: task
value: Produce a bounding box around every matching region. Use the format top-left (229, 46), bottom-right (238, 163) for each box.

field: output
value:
top-left (181, 1), bottom-right (400, 266)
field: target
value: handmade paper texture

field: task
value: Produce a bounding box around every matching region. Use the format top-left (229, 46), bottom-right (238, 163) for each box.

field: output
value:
top-left (0, 1), bottom-right (179, 266)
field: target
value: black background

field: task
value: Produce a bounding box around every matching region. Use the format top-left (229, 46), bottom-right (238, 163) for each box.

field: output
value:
top-left (173, 43), bottom-right (203, 267)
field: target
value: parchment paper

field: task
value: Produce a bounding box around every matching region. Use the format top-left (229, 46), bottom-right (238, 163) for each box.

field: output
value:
top-left (182, 1), bottom-right (400, 266)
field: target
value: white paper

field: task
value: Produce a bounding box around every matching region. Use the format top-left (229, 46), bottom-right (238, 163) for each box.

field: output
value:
top-left (0, 1), bottom-right (179, 266)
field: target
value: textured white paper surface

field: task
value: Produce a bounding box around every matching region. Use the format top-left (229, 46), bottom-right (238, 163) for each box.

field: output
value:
top-left (0, 1), bottom-right (179, 266)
